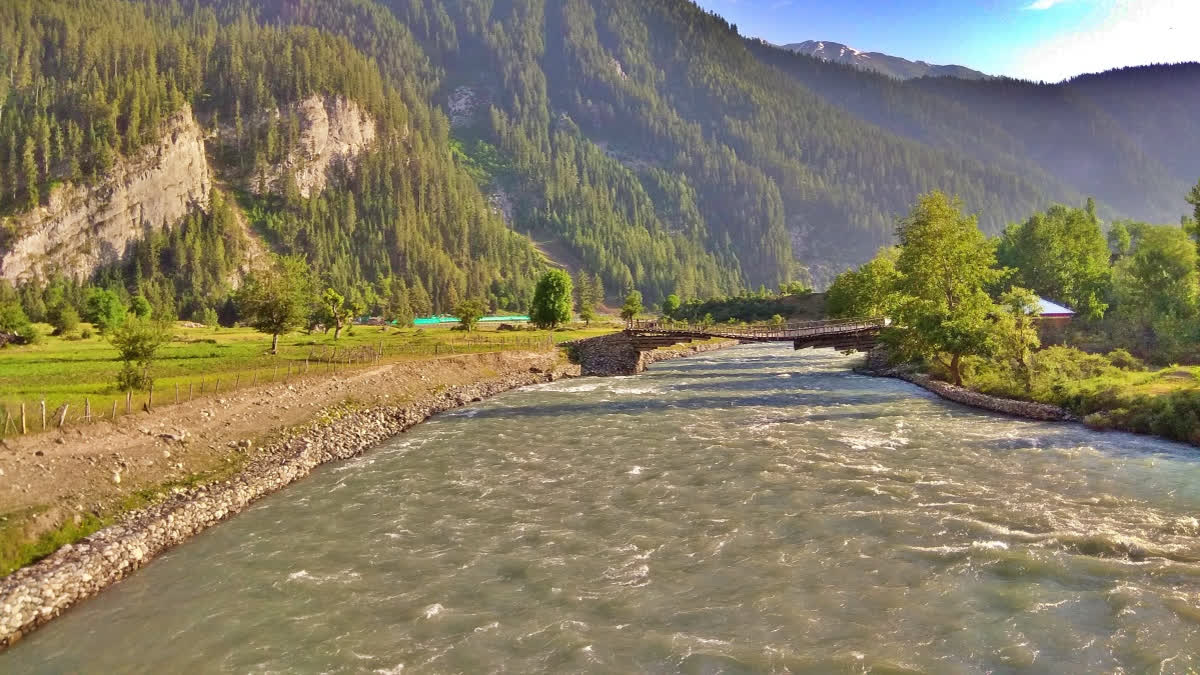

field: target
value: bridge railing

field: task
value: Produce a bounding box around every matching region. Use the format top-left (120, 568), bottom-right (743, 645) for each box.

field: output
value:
top-left (626, 317), bottom-right (886, 340)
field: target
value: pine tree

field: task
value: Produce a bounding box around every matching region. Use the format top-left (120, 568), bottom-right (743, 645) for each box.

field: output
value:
top-left (21, 137), bottom-right (38, 209)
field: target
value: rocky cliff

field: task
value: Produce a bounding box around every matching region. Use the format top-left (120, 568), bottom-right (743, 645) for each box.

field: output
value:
top-left (251, 95), bottom-right (377, 199)
top-left (0, 94), bottom-right (377, 284)
top-left (0, 106), bottom-right (212, 283)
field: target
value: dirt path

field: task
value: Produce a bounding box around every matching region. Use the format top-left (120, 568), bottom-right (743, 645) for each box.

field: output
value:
top-left (0, 351), bottom-right (559, 545)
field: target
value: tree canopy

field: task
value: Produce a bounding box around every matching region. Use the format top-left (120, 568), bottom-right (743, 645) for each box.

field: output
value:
top-left (235, 255), bottom-right (313, 353)
top-left (530, 270), bottom-right (574, 329)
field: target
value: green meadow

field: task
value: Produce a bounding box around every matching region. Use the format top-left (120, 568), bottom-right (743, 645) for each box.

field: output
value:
top-left (0, 320), bottom-right (619, 434)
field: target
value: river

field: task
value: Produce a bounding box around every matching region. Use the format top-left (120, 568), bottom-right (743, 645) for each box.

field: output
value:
top-left (4, 344), bottom-right (1200, 673)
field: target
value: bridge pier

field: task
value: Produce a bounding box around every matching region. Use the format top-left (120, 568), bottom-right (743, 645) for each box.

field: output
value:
top-left (567, 334), bottom-right (654, 376)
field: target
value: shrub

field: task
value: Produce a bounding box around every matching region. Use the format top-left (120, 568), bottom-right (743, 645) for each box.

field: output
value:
top-left (1105, 348), bottom-right (1144, 371)
top-left (109, 316), bottom-right (172, 391)
top-left (16, 324), bottom-right (41, 345)
top-left (49, 305), bottom-right (80, 336)
top-left (80, 327), bottom-right (94, 340)
top-left (1083, 412), bottom-right (1114, 430)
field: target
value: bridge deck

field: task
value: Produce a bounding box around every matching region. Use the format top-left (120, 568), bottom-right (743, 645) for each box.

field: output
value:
top-left (625, 317), bottom-right (885, 343)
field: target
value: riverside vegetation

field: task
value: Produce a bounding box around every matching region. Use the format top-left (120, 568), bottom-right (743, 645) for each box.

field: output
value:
top-left (830, 183), bottom-right (1200, 445)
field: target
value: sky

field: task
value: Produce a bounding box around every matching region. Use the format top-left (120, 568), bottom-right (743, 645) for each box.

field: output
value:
top-left (692, 0), bottom-right (1200, 82)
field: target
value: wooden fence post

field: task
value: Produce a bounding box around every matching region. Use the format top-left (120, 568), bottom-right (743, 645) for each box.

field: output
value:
top-left (175, 383), bottom-right (180, 405)
top-left (58, 404), bottom-right (69, 428)
top-left (41, 400), bottom-right (47, 431)
top-left (147, 385), bottom-right (154, 411)
top-left (215, 378), bottom-right (221, 393)
top-left (84, 397), bottom-right (92, 422)
top-left (235, 374), bottom-right (241, 390)
top-left (20, 402), bottom-right (27, 435)
top-left (125, 391), bottom-right (132, 414)
top-left (189, 383), bottom-right (194, 401)
top-left (111, 400), bottom-right (118, 421)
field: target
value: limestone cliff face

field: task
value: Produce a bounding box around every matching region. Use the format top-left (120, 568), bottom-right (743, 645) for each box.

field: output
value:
top-left (0, 106), bottom-right (212, 283)
top-left (252, 95), bottom-right (377, 199)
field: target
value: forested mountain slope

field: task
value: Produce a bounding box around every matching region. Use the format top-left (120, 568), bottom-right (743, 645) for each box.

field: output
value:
top-left (341, 0), bottom-right (1059, 286)
top-left (750, 41), bottom-right (1200, 226)
top-left (0, 0), bottom-right (1196, 319)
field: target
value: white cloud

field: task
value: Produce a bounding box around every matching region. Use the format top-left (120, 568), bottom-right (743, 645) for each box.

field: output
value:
top-left (1025, 0), bottom-right (1070, 9)
top-left (1014, 0), bottom-right (1200, 81)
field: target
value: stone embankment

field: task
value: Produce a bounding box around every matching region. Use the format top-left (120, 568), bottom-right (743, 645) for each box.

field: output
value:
top-left (566, 333), bottom-right (737, 375)
top-left (858, 348), bottom-right (1076, 422)
top-left (0, 360), bottom-right (570, 648)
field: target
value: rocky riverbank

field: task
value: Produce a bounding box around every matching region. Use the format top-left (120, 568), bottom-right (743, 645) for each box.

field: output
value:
top-left (0, 337), bottom-right (740, 648)
top-left (0, 354), bottom-right (575, 648)
top-left (857, 349), bottom-right (1076, 422)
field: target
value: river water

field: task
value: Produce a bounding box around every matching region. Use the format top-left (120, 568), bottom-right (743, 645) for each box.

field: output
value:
top-left (5, 344), bottom-right (1200, 673)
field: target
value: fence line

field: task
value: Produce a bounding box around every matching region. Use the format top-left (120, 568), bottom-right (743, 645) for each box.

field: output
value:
top-left (1, 332), bottom-right (558, 439)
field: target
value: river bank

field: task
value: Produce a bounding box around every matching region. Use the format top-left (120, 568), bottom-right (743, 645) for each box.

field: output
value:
top-left (855, 349), bottom-right (1076, 422)
top-left (0, 350), bottom-right (574, 646)
top-left (0, 337), bottom-right (741, 648)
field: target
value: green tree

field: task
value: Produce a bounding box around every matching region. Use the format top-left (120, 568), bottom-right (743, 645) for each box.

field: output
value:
top-left (320, 288), bottom-right (362, 340)
top-left (1185, 179), bottom-right (1200, 249)
top-left (620, 290), bottom-right (644, 322)
top-left (386, 280), bottom-right (414, 328)
top-left (48, 304), bottom-right (80, 336)
top-left (130, 295), bottom-right (153, 319)
top-left (108, 314), bottom-right (172, 391)
top-left (20, 137), bottom-right (37, 209)
top-left (236, 255), bottom-right (314, 354)
top-left (1107, 221), bottom-right (1132, 260)
top-left (1112, 225), bottom-right (1199, 358)
top-left (826, 247), bottom-right (901, 318)
top-left (575, 271), bottom-right (601, 327)
top-left (1186, 179), bottom-right (1200, 229)
top-left (409, 281), bottom-right (434, 319)
top-left (991, 287), bottom-right (1042, 393)
top-left (0, 300), bottom-right (32, 335)
top-left (889, 192), bottom-right (1003, 386)
top-left (84, 288), bottom-right (127, 334)
top-left (530, 269), bottom-right (574, 329)
top-left (661, 293), bottom-right (681, 319)
top-left (779, 280), bottom-right (811, 296)
top-left (996, 203), bottom-right (1111, 320)
top-left (454, 298), bottom-right (487, 332)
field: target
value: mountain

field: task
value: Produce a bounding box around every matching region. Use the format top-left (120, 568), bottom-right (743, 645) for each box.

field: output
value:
top-left (0, 0), bottom-right (1197, 323)
top-left (781, 40), bottom-right (992, 81)
top-left (749, 39), bottom-right (1200, 227)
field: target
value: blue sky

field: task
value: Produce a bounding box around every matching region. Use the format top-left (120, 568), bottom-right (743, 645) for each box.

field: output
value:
top-left (693, 0), bottom-right (1199, 82)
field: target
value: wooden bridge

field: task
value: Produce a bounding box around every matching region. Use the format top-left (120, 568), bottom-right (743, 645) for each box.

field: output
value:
top-left (625, 317), bottom-right (886, 352)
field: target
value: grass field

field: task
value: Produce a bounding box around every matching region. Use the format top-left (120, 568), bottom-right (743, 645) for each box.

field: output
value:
top-left (0, 319), bottom-right (619, 435)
